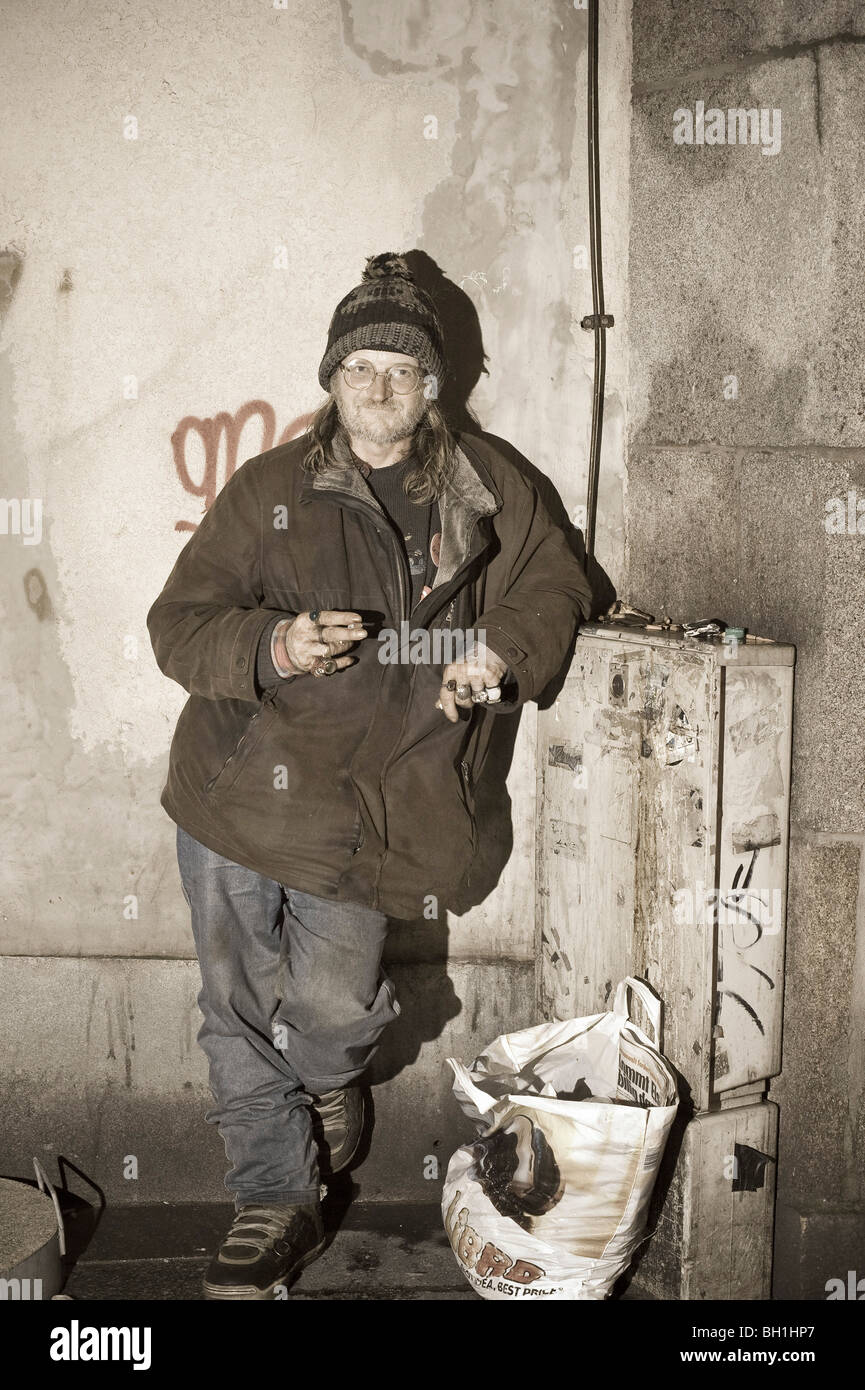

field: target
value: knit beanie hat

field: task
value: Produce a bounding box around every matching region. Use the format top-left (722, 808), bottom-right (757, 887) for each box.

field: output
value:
top-left (318, 252), bottom-right (446, 393)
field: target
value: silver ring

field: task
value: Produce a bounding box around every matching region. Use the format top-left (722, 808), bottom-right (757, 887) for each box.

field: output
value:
top-left (471, 689), bottom-right (489, 704)
top-left (484, 685), bottom-right (502, 703)
top-left (312, 659), bottom-right (337, 677)
top-left (456, 684), bottom-right (472, 699)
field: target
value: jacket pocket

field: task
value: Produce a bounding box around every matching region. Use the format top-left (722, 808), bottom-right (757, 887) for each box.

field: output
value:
top-left (204, 696), bottom-right (279, 796)
top-left (351, 805), bottom-right (366, 855)
top-left (458, 759), bottom-right (478, 855)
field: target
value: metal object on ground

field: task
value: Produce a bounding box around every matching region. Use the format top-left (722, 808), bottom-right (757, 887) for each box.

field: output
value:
top-left (600, 599), bottom-right (655, 626)
top-left (682, 617), bottom-right (727, 638)
top-left (0, 1167), bottom-right (65, 1300)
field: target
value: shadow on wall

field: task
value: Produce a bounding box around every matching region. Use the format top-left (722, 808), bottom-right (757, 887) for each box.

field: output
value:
top-left (407, 248), bottom-right (616, 626)
top-left (382, 251), bottom-right (616, 934)
top-left (372, 252), bottom-right (617, 1084)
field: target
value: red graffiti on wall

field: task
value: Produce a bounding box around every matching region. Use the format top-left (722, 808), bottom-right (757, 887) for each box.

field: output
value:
top-left (172, 400), bottom-right (315, 531)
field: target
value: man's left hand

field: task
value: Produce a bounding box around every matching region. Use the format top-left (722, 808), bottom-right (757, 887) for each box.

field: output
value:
top-left (436, 643), bottom-right (508, 722)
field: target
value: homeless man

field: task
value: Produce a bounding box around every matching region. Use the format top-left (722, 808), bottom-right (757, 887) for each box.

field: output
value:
top-left (147, 251), bottom-right (592, 1299)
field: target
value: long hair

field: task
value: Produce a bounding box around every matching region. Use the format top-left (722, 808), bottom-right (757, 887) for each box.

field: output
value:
top-left (301, 393), bottom-right (456, 504)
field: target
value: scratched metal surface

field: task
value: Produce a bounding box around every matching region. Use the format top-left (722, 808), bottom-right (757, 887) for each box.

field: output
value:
top-left (536, 629), bottom-right (794, 1114)
top-left (715, 665), bottom-right (793, 1090)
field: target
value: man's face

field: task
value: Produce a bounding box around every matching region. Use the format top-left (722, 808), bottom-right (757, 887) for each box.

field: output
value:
top-left (331, 348), bottom-right (428, 445)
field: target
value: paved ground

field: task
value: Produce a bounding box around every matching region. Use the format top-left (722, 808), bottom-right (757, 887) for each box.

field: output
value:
top-left (61, 1198), bottom-right (479, 1301)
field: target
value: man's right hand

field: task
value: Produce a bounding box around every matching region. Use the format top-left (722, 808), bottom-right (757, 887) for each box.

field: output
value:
top-left (274, 610), bottom-right (369, 677)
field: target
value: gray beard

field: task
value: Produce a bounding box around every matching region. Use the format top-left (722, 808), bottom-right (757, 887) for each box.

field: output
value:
top-left (333, 389), bottom-right (428, 446)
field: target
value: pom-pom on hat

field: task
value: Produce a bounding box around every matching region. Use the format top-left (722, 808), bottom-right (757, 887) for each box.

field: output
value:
top-left (318, 252), bottom-right (446, 393)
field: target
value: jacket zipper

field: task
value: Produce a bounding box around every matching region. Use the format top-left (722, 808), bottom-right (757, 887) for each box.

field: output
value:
top-left (311, 490), bottom-right (405, 863)
top-left (382, 514), bottom-right (409, 624)
top-left (313, 486), bottom-right (480, 629)
top-left (373, 516), bottom-right (481, 904)
top-left (459, 759), bottom-right (478, 851)
top-left (313, 485), bottom-right (483, 902)
top-left (316, 490), bottom-right (408, 624)
top-left (205, 685), bottom-right (277, 793)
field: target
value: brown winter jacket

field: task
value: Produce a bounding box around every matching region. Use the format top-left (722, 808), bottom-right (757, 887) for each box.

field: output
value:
top-left (147, 430), bottom-right (592, 920)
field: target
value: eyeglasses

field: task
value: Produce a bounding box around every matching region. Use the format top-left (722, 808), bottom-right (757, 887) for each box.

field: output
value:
top-left (339, 359), bottom-right (422, 394)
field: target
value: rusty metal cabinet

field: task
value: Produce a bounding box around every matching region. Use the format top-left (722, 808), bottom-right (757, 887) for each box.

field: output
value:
top-left (536, 623), bottom-right (794, 1298)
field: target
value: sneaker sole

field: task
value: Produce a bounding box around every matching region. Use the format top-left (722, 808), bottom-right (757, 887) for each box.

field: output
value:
top-left (202, 1236), bottom-right (328, 1301)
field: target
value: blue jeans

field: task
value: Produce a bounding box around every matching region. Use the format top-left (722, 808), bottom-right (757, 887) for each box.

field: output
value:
top-left (176, 826), bottom-right (399, 1208)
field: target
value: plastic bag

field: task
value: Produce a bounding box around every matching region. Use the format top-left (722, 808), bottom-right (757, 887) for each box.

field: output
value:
top-left (441, 977), bottom-right (679, 1300)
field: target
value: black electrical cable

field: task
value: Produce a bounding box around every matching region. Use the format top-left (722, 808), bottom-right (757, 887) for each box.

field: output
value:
top-left (583, 0), bottom-right (610, 567)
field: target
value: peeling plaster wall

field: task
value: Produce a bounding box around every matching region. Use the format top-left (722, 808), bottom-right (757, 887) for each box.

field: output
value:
top-left (0, 1), bottom-right (631, 1201)
top-left (626, 0), bottom-right (865, 1295)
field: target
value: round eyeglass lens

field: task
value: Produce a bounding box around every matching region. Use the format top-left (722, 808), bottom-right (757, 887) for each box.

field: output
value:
top-left (343, 362), bottom-right (421, 393)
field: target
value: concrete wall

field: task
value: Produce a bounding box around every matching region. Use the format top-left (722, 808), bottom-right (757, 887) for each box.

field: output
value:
top-left (0, 955), bottom-right (532, 1204)
top-left (0, 1), bottom-right (631, 1205)
top-left (627, 1), bottom-right (865, 1296)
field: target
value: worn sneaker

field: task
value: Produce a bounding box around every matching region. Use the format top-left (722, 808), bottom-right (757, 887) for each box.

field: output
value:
top-left (310, 1087), bottom-right (365, 1176)
top-left (203, 1201), bottom-right (326, 1300)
